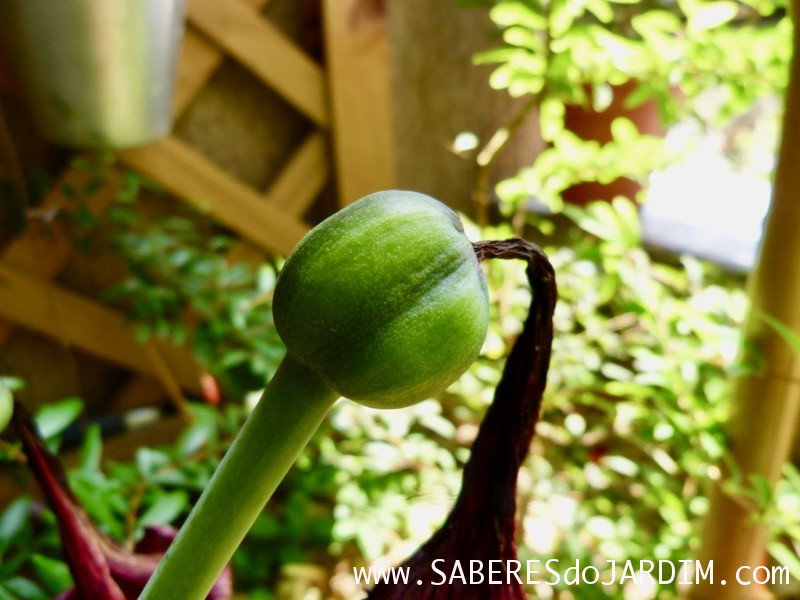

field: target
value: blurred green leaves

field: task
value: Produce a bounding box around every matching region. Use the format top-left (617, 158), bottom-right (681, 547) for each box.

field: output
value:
top-left (477, 0), bottom-right (789, 213)
top-left (3, 199), bottom-right (797, 597)
top-left (60, 169), bottom-right (286, 400)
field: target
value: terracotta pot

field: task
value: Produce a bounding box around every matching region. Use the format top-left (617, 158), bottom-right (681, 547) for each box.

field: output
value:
top-left (562, 80), bottom-right (665, 206)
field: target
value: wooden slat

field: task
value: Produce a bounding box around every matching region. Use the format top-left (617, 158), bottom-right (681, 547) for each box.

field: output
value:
top-left (172, 0), bottom-right (272, 116)
top-left (100, 416), bottom-right (188, 462)
top-left (1, 0), bottom-right (272, 277)
top-left (322, 0), bottom-right (396, 205)
top-left (266, 131), bottom-right (329, 217)
top-left (119, 138), bottom-right (308, 256)
top-left (0, 261), bottom-right (201, 393)
top-left (0, 0), bottom-right (271, 350)
top-left (111, 377), bottom-right (170, 412)
top-left (0, 167), bottom-right (122, 348)
top-left (0, 0), bottom-right (328, 418)
top-left (187, 0), bottom-right (329, 128)
top-left (1, 169), bottom-right (121, 276)
top-left (173, 31), bottom-right (231, 118)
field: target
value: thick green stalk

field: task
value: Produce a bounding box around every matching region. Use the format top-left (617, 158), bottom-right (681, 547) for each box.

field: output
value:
top-left (140, 355), bottom-right (337, 600)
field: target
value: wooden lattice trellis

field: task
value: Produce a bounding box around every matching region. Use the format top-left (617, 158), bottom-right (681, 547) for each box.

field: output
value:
top-left (0, 0), bottom-right (395, 478)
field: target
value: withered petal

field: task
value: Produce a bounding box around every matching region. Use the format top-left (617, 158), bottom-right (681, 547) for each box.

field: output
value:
top-left (11, 403), bottom-right (233, 600)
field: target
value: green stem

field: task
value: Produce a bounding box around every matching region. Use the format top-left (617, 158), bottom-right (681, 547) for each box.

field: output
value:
top-left (140, 355), bottom-right (337, 600)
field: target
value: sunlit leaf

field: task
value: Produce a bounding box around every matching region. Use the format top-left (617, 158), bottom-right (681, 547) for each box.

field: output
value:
top-left (767, 542), bottom-right (800, 581)
top-left (30, 554), bottom-right (73, 596)
top-left (688, 1), bottom-right (739, 30)
top-left (490, 1), bottom-right (548, 30)
top-left (759, 311), bottom-right (800, 355)
top-left (611, 196), bottom-right (641, 246)
top-left (585, 0), bottom-right (614, 22)
top-left (79, 424), bottom-right (103, 472)
top-left (2, 576), bottom-right (47, 600)
top-left (0, 498), bottom-right (32, 556)
top-left (136, 491), bottom-right (189, 533)
top-left (35, 398), bottom-right (83, 440)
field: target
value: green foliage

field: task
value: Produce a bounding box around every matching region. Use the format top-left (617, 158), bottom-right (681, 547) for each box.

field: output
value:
top-left (478, 0), bottom-right (790, 212)
top-left (469, 2), bottom-right (796, 590)
top-left (103, 211), bottom-right (285, 397)
top-left (0, 397), bottom-right (89, 584)
top-left (0, 0), bottom-right (792, 596)
top-left (530, 208), bottom-right (746, 595)
top-left (34, 398), bottom-right (83, 453)
top-left (0, 436), bottom-right (70, 600)
top-left (4, 200), bottom-right (800, 597)
top-left (59, 162), bottom-right (285, 399)
top-left (768, 464), bottom-right (800, 582)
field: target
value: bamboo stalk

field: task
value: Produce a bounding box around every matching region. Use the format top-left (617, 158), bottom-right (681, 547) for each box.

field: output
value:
top-left (690, 2), bottom-right (800, 597)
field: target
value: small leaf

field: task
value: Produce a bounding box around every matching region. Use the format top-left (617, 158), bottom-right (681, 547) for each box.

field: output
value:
top-left (0, 377), bottom-right (24, 392)
top-left (0, 380), bottom-right (11, 434)
top-left (79, 424), bottom-right (103, 472)
top-left (137, 491), bottom-right (189, 532)
top-left (178, 420), bottom-right (216, 457)
top-left (35, 398), bottom-right (83, 440)
top-left (631, 9), bottom-right (683, 35)
top-left (586, 0), bottom-right (614, 22)
top-left (748, 473), bottom-right (774, 508)
top-left (490, 2), bottom-right (548, 29)
top-left (2, 576), bottom-right (48, 600)
top-left (759, 312), bottom-right (800, 355)
top-left (0, 497), bottom-right (32, 555)
top-left (611, 196), bottom-right (641, 246)
top-left (610, 117), bottom-right (640, 144)
top-left (688, 1), bottom-right (739, 30)
top-left (767, 542), bottom-right (800, 581)
top-left (135, 447), bottom-right (172, 479)
top-left (472, 48), bottom-right (521, 65)
top-left (30, 554), bottom-right (73, 595)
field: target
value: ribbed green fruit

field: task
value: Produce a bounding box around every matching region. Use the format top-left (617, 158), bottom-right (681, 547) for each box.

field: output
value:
top-left (273, 190), bottom-right (489, 408)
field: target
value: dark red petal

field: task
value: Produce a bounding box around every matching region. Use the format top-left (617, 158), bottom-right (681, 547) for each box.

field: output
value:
top-left (12, 404), bottom-right (233, 600)
top-left (12, 403), bottom-right (126, 600)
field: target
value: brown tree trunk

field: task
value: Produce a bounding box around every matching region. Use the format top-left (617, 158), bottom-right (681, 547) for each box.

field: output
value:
top-left (690, 2), bottom-right (800, 598)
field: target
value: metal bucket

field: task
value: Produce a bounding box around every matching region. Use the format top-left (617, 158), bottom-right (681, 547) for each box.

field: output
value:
top-left (0, 0), bottom-right (186, 148)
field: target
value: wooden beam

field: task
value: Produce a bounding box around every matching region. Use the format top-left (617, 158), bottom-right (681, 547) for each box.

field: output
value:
top-left (173, 0), bottom-right (273, 116)
top-left (111, 377), bottom-right (170, 412)
top-left (0, 0), bottom-right (324, 417)
top-left (0, 261), bottom-right (201, 393)
top-left (1, 168), bottom-right (121, 277)
top-left (0, 0), bottom-right (274, 349)
top-left (322, 0), bottom-right (396, 205)
top-left (119, 138), bottom-right (308, 256)
top-left (187, 0), bottom-right (329, 128)
top-left (266, 131), bottom-right (329, 217)
top-left (0, 166), bottom-right (122, 348)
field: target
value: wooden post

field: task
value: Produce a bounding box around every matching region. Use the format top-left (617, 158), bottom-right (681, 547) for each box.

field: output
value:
top-left (690, 2), bottom-right (800, 597)
top-left (322, 0), bottom-right (396, 206)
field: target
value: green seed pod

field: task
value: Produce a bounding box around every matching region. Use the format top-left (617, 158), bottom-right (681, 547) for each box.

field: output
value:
top-left (273, 190), bottom-right (489, 409)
